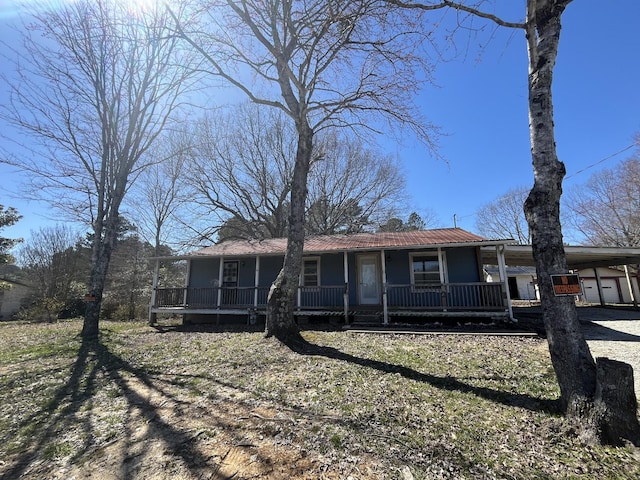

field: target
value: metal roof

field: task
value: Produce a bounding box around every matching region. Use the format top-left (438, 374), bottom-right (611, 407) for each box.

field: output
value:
top-left (481, 244), bottom-right (640, 270)
top-left (165, 229), bottom-right (513, 259)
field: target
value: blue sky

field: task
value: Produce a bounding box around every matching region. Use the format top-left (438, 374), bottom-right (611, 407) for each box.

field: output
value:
top-left (400, 2), bottom-right (640, 235)
top-left (1, 1), bottom-right (639, 246)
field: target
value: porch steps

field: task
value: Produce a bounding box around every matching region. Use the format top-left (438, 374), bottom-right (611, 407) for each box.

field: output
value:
top-left (351, 313), bottom-right (383, 326)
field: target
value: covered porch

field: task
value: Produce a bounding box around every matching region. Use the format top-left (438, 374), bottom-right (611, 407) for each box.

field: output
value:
top-left (149, 230), bottom-right (515, 326)
top-left (151, 281), bottom-right (509, 322)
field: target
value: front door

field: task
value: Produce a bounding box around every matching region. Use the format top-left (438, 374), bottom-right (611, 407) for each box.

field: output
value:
top-left (222, 261), bottom-right (238, 305)
top-left (357, 255), bottom-right (381, 305)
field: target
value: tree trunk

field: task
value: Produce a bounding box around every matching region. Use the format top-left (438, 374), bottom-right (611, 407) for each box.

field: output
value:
top-left (81, 213), bottom-right (119, 338)
top-left (81, 251), bottom-right (109, 338)
top-left (522, 0), bottom-right (639, 446)
top-left (265, 124), bottom-right (313, 342)
top-left (522, 0), bottom-right (597, 411)
top-left (592, 357), bottom-right (640, 446)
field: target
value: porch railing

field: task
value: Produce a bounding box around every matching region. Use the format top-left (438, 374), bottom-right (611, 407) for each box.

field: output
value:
top-left (154, 285), bottom-right (346, 310)
top-left (386, 282), bottom-right (504, 310)
top-left (153, 282), bottom-right (505, 312)
top-left (298, 285), bottom-right (346, 309)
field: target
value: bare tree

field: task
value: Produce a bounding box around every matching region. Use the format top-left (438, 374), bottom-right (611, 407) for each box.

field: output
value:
top-left (1, 0), bottom-right (196, 337)
top-left (306, 131), bottom-right (407, 235)
top-left (475, 186), bottom-right (530, 244)
top-left (189, 104), bottom-right (408, 242)
top-left (390, 0), bottom-right (639, 444)
top-left (188, 104), bottom-right (296, 241)
top-left (18, 225), bottom-right (86, 322)
top-left (169, 0), bottom-right (436, 342)
top-left (128, 130), bottom-right (194, 255)
top-left (104, 231), bottom-right (156, 321)
top-left (566, 157), bottom-right (640, 247)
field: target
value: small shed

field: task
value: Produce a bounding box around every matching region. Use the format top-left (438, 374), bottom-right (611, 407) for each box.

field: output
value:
top-left (485, 266), bottom-right (539, 301)
top-left (0, 278), bottom-right (32, 320)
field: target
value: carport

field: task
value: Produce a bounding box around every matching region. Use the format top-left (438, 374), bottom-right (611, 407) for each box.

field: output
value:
top-left (481, 245), bottom-right (640, 307)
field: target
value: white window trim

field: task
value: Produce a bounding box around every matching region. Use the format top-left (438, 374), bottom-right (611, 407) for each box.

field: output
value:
top-left (300, 256), bottom-right (321, 287)
top-left (409, 251), bottom-right (448, 288)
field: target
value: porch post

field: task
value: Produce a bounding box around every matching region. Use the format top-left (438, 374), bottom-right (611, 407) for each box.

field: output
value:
top-left (381, 250), bottom-right (388, 325)
top-left (438, 247), bottom-right (447, 312)
top-left (183, 259), bottom-right (192, 324)
top-left (496, 244), bottom-right (514, 321)
top-left (623, 265), bottom-right (637, 307)
top-left (183, 259), bottom-right (191, 307)
top-left (594, 268), bottom-right (605, 306)
top-left (343, 251), bottom-right (349, 324)
top-left (254, 256), bottom-right (260, 308)
top-left (148, 257), bottom-right (160, 325)
top-left (217, 257), bottom-right (224, 308)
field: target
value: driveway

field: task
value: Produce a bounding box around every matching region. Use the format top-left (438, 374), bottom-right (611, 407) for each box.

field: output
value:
top-left (580, 310), bottom-right (640, 400)
top-left (515, 305), bottom-right (640, 399)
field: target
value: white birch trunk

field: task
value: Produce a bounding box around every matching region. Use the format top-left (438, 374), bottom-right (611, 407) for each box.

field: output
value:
top-left (523, 0), bottom-right (596, 410)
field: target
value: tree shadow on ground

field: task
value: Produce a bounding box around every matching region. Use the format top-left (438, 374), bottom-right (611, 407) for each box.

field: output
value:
top-left (282, 335), bottom-right (559, 414)
top-left (580, 321), bottom-right (640, 342)
top-left (2, 333), bottom-right (268, 480)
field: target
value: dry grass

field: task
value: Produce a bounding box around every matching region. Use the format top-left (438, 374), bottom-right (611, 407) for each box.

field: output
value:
top-left (0, 319), bottom-right (638, 479)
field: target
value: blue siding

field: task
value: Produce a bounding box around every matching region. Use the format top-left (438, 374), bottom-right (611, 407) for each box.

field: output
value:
top-left (445, 247), bottom-right (480, 282)
top-left (189, 258), bottom-right (219, 287)
top-left (347, 253), bottom-right (358, 305)
top-left (189, 255), bottom-right (286, 288)
top-left (186, 247), bottom-right (481, 309)
top-left (258, 256), bottom-right (283, 286)
top-left (320, 253), bottom-right (344, 285)
top-left (384, 250), bottom-right (411, 284)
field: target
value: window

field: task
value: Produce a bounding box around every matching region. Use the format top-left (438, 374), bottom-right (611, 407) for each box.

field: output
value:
top-left (411, 254), bottom-right (441, 287)
top-left (302, 258), bottom-right (320, 286)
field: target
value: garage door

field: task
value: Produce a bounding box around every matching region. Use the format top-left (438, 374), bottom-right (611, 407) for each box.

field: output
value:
top-left (581, 279), bottom-right (620, 303)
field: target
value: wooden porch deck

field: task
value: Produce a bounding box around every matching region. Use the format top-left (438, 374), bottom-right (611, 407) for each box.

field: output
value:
top-left (150, 282), bottom-right (511, 324)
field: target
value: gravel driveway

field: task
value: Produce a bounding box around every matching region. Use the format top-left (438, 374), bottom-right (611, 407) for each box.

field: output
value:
top-left (578, 308), bottom-right (640, 400)
top-left (515, 306), bottom-right (640, 400)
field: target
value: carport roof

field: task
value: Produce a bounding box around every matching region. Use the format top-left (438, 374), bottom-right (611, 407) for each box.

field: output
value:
top-left (481, 244), bottom-right (640, 270)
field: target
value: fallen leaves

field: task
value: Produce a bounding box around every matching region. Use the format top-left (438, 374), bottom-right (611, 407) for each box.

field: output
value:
top-left (0, 320), bottom-right (638, 479)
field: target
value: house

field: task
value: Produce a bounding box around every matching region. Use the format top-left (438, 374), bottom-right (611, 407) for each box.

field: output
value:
top-left (485, 266), bottom-right (539, 301)
top-left (149, 228), bottom-right (515, 325)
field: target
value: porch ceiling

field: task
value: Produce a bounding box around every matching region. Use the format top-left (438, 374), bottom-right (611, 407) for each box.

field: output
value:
top-left (481, 245), bottom-right (640, 270)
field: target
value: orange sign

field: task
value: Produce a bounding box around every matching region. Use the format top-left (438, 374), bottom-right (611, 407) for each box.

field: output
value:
top-left (551, 274), bottom-right (582, 296)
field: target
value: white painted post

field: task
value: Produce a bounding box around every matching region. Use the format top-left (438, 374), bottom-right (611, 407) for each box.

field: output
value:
top-left (624, 265), bottom-right (637, 307)
top-left (217, 257), bottom-right (224, 308)
top-left (496, 244), bottom-right (514, 321)
top-left (182, 259), bottom-right (192, 324)
top-left (343, 251), bottom-right (349, 324)
top-left (254, 256), bottom-right (260, 307)
top-left (183, 259), bottom-right (191, 307)
top-left (381, 250), bottom-right (388, 325)
top-left (594, 268), bottom-right (605, 306)
top-left (438, 247), bottom-right (447, 312)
